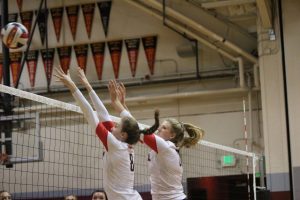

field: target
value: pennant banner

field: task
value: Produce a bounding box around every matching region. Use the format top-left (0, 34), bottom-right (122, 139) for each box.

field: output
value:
top-left (20, 11), bottom-right (33, 34)
top-left (26, 50), bottom-right (39, 88)
top-left (125, 38), bottom-right (140, 77)
top-left (51, 7), bottom-right (64, 42)
top-left (16, 0), bottom-right (23, 11)
top-left (41, 48), bottom-right (55, 87)
top-left (142, 36), bottom-right (157, 75)
top-left (90, 42), bottom-right (105, 80)
top-left (10, 52), bottom-right (23, 87)
top-left (36, 9), bottom-right (48, 45)
top-left (9, 13), bottom-right (18, 23)
top-left (98, 1), bottom-right (112, 37)
top-left (66, 5), bottom-right (79, 41)
top-left (82, 3), bottom-right (95, 38)
top-left (0, 54), bottom-right (3, 83)
top-left (74, 44), bottom-right (88, 72)
top-left (108, 40), bottom-right (122, 79)
top-left (57, 46), bottom-right (72, 74)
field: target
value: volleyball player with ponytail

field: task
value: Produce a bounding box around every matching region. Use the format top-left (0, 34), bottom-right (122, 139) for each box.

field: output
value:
top-left (54, 66), bottom-right (143, 200)
top-left (109, 81), bottom-right (205, 200)
top-left (145, 118), bottom-right (204, 200)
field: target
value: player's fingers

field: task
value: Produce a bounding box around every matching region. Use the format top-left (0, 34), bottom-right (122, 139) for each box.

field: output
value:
top-left (53, 68), bottom-right (63, 77)
top-left (109, 80), bottom-right (116, 89)
top-left (54, 65), bottom-right (63, 74)
top-left (108, 81), bottom-right (114, 91)
top-left (78, 67), bottom-right (84, 75)
top-left (120, 82), bottom-right (125, 90)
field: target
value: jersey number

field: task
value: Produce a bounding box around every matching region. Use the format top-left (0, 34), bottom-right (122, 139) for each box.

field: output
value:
top-left (129, 153), bottom-right (134, 172)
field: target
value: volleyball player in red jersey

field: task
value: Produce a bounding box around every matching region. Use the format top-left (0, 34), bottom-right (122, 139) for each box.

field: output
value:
top-left (54, 66), bottom-right (142, 200)
top-left (109, 81), bottom-right (205, 200)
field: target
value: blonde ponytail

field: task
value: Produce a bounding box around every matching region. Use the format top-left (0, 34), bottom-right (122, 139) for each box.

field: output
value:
top-left (167, 119), bottom-right (204, 148)
top-left (179, 123), bottom-right (204, 148)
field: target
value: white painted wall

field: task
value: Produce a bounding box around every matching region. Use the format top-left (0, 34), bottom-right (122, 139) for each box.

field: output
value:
top-left (282, 0), bottom-right (300, 198)
top-left (282, 0), bottom-right (300, 168)
top-left (257, 0), bottom-right (300, 195)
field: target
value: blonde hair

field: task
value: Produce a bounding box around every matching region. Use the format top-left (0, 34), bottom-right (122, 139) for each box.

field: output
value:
top-left (166, 118), bottom-right (204, 148)
top-left (65, 195), bottom-right (77, 200)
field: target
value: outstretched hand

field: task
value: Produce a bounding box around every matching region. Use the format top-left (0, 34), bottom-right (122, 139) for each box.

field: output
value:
top-left (54, 65), bottom-right (76, 93)
top-left (77, 67), bottom-right (87, 84)
top-left (108, 80), bottom-right (126, 114)
top-left (108, 80), bottom-right (121, 103)
top-left (76, 67), bottom-right (93, 92)
top-left (117, 82), bottom-right (126, 105)
top-left (108, 80), bottom-right (127, 105)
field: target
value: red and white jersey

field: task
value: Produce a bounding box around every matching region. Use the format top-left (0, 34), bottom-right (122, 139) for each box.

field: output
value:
top-left (120, 110), bottom-right (186, 200)
top-left (96, 123), bottom-right (141, 200)
top-left (72, 89), bottom-right (142, 200)
top-left (143, 134), bottom-right (186, 200)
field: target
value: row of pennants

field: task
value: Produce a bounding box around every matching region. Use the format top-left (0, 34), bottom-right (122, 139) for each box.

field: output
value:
top-left (0, 1), bottom-right (112, 44)
top-left (0, 36), bottom-right (157, 88)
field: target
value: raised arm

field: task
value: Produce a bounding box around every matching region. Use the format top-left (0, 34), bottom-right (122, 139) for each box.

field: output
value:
top-left (117, 82), bottom-right (129, 111)
top-left (77, 67), bottom-right (111, 123)
top-left (54, 66), bottom-right (114, 150)
top-left (109, 82), bottom-right (163, 149)
top-left (54, 66), bottom-right (99, 130)
top-left (108, 80), bottom-right (129, 116)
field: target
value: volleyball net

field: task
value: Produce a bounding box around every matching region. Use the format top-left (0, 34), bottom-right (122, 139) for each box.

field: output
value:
top-left (0, 84), bottom-right (259, 200)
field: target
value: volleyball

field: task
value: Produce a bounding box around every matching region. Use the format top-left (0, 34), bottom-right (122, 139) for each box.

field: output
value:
top-left (1, 22), bottom-right (29, 49)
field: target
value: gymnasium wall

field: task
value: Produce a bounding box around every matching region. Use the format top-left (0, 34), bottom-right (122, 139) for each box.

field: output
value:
top-left (257, 0), bottom-right (300, 199)
top-left (281, 0), bottom-right (300, 198)
top-left (123, 81), bottom-right (261, 150)
top-left (46, 76), bottom-right (262, 151)
top-left (1, 0), bottom-right (233, 90)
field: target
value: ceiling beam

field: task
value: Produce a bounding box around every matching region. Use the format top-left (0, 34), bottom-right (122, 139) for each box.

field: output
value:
top-left (137, 0), bottom-right (258, 63)
top-left (256, 0), bottom-right (272, 28)
top-left (201, 0), bottom-right (256, 9)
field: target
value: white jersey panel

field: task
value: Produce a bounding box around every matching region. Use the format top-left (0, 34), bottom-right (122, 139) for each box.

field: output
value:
top-left (147, 138), bottom-right (186, 200)
top-left (102, 133), bottom-right (142, 200)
